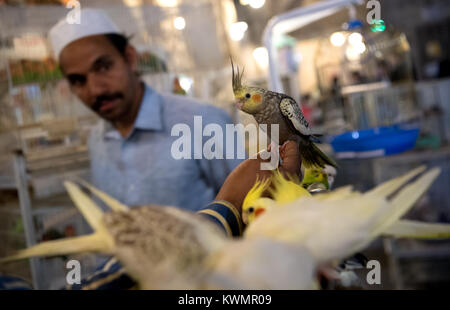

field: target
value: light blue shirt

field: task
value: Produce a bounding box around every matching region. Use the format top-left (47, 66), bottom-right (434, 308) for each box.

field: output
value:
top-left (88, 84), bottom-right (243, 211)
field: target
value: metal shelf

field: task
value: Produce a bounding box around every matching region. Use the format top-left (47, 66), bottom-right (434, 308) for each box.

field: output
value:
top-left (9, 147), bottom-right (92, 289)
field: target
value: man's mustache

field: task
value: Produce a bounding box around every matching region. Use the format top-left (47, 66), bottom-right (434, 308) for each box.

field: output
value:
top-left (92, 93), bottom-right (124, 112)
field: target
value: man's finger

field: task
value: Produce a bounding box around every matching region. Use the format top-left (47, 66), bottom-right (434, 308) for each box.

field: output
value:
top-left (280, 141), bottom-right (300, 164)
top-left (279, 140), bottom-right (301, 177)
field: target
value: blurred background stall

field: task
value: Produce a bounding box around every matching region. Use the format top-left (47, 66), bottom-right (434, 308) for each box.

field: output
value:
top-left (0, 0), bottom-right (449, 289)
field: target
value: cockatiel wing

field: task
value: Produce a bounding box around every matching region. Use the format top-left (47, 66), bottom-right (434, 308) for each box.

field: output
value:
top-left (102, 205), bottom-right (229, 289)
top-left (279, 97), bottom-right (338, 168)
top-left (244, 195), bottom-right (379, 262)
top-left (279, 97), bottom-right (312, 136)
top-left (314, 165), bottom-right (426, 202)
top-left (76, 178), bottom-right (129, 212)
top-left (1, 181), bottom-right (229, 289)
top-left (245, 168), bottom-right (441, 263)
top-left (314, 185), bottom-right (358, 201)
top-left (383, 220), bottom-right (450, 239)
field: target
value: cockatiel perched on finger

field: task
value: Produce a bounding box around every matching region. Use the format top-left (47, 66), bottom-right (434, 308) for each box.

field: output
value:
top-left (231, 59), bottom-right (337, 169)
top-left (2, 167), bottom-right (450, 290)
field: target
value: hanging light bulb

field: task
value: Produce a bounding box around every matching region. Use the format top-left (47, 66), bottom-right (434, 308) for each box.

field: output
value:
top-left (174, 16), bottom-right (186, 30)
top-left (229, 22), bottom-right (248, 41)
top-left (330, 32), bottom-right (346, 47)
top-left (345, 46), bottom-right (359, 61)
top-left (249, 0), bottom-right (265, 9)
top-left (179, 76), bottom-right (193, 92)
top-left (123, 0), bottom-right (142, 7)
top-left (348, 32), bottom-right (363, 46)
top-left (253, 47), bottom-right (269, 68)
top-left (355, 41), bottom-right (366, 53)
top-left (346, 41), bottom-right (366, 60)
top-left (156, 0), bottom-right (178, 7)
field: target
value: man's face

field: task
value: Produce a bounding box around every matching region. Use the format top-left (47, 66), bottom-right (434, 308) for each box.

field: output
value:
top-left (59, 35), bottom-right (137, 122)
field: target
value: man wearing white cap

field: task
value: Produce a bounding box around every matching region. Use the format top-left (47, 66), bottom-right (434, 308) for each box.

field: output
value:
top-left (49, 8), bottom-right (242, 211)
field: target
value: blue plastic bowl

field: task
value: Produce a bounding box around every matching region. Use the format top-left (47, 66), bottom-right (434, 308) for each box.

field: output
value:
top-left (330, 126), bottom-right (419, 157)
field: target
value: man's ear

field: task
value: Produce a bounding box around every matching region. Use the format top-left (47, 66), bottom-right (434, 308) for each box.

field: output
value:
top-left (124, 45), bottom-right (138, 72)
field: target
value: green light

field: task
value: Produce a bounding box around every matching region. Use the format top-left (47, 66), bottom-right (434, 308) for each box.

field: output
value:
top-left (371, 19), bottom-right (386, 32)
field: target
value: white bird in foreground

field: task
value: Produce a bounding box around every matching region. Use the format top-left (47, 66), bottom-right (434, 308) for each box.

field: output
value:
top-left (0, 167), bottom-right (447, 289)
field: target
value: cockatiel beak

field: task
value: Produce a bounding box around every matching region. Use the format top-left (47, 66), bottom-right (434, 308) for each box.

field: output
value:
top-left (242, 212), bottom-right (249, 225)
top-left (234, 97), bottom-right (244, 110)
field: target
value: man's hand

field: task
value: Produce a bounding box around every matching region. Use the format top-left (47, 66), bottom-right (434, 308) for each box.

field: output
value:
top-left (215, 141), bottom-right (301, 212)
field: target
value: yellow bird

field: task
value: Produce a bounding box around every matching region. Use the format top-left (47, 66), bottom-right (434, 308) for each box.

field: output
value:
top-left (301, 166), bottom-right (330, 191)
top-left (241, 170), bottom-right (311, 225)
top-left (269, 170), bottom-right (311, 204)
top-left (241, 177), bottom-right (273, 225)
top-left (243, 166), bottom-right (450, 242)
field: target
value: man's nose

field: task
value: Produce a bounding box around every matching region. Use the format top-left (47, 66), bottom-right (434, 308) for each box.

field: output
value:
top-left (86, 73), bottom-right (108, 98)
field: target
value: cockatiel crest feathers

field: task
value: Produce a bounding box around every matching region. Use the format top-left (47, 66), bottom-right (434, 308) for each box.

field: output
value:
top-left (241, 176), bottom-right (272, 225)
top-left (231, 56), bottom-right (244, 93)
top-left (269, 170), bottom-right (311, 204)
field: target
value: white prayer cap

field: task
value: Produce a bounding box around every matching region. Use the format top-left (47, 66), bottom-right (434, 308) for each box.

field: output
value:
top-left (49, 8), bottom-right (121, 60)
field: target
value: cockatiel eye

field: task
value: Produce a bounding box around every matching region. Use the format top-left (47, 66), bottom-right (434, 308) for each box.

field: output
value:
top-left (248, 207), bottom-right (255, 213)
top-left (245, 93), bottom-right (251, 99)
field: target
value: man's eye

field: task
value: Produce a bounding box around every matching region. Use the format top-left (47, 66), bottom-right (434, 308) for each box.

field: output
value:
top-left (68, 77), bottom-right (85, 87)
top-left (99, 63), bottom-right (111, 71)
top-left (95, 61), bottom-right (112, 72)
top-left (245, 93), bottom-right (251, 99)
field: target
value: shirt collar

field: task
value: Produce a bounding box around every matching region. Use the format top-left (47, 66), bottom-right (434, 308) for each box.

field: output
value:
top-left (134, 84), bottom-right (164, 131)
top-left (103, 84), bottom-right (164, 139)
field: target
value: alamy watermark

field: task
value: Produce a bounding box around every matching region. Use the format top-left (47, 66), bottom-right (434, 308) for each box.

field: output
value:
top-left (366, 0), bottom-right (381, 24)
top-left (170, 116), bottom-right (280, 170)
top-left (66, 259), bottom-right (81, 285)
top-left (65, 258), bottom-right (381, 287)
top-left (366, 259), bottom-right (381, 285)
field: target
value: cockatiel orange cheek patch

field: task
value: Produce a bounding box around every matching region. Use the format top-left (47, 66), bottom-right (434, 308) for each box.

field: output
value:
top-left (252, 94), bottom-right (262, 102)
